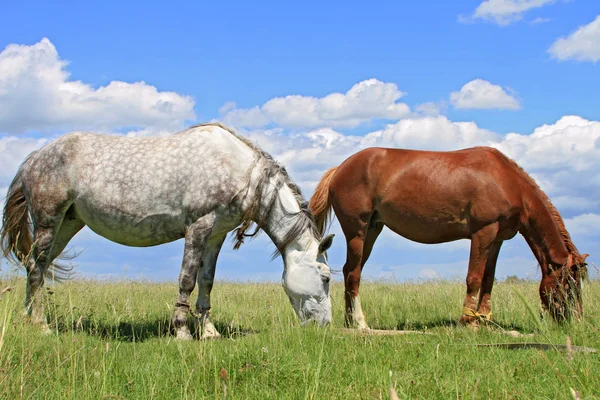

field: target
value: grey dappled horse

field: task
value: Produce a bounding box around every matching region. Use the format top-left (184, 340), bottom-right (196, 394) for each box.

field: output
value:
top-left (1, 123), bottom-right (334, 339)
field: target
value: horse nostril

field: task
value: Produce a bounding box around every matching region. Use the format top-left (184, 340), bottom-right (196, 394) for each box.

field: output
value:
top-left (321, 275), bottom-right (330, 284)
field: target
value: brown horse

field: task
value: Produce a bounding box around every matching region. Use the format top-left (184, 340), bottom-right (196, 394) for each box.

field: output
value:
top-left (309, 146), bottom-right (588, 328)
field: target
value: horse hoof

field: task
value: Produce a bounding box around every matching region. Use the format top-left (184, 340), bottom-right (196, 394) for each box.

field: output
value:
top-left (175, 329), bottom-right (194, 341)
top-left (41, 325), bottom-right (53, 336)
top-left (458, 315), bottom-right (480, 329)
top-left (200, 330), bottom-right (222, 340)
top-left (344, 318), bottom-right (370, 331)
top-left (344, 324), bottom-right (371, 331)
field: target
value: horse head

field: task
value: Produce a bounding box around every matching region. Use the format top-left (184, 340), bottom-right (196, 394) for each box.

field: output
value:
top-left (540, 253), bottom-right (589, 322)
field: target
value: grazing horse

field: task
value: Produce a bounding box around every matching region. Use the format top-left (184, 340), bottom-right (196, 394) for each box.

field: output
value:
top-left (309, 146), bottom-right (588, 329)
top-left (1, 123), bottom-right (334, 339)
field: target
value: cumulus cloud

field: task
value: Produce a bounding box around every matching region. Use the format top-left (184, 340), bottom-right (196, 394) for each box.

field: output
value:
top-left (494, 116), bottom-right (600, 173)
top-left (548, 15), bottom-right (600, 62)
top-left (220, 79), bottom-right (410, 129)
top-left (238, 115), bottom-right (600, 233)
top-left (552, 196), bottom-right (599, 211)
top-left (418, 269), bottom-right (439, 279)
top-left (0, 136), bottom-right (47, 181)
top-left (0, 38), bottom-right (196, 134)
top-left (461, 0), bottom-right (557, 26)
top-left (414, 102), bottom-right (444, 116)
top-left (450, 79), bottom-right (521, 110)
top-left (242, 115), bottom-right (500, 193)
top-left (564, 213), bottom-right (600, 237)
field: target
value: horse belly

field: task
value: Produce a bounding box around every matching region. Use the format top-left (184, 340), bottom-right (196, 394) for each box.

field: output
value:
top-left (73, 202), bottom-right (186, 247)
top-left (376, 203), bottom-right (471, 244)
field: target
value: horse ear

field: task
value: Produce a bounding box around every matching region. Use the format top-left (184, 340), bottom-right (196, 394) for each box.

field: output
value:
top-left (581, 253), bottom-right (589, 263)
top-left (319, 234), bottom-right (334, 254)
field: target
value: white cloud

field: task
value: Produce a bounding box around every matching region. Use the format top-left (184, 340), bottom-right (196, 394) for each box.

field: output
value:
top-left (494, 116), bottom-right (600, 173)
top-left (548, 15), bottom-right (600, 62)
top-left (0, 136), bottom-right (47, 181)
top-left (238, 115), bottom-right (600, 233)
top-left (564, 213), bottom-right (600, 237)
top-left (450, 79), bottom-right (521, 110)
top-left (530, 17), bottom-right (551, 25)
top-left (0, 38), bottom-right (196, 134)
top-left (220, 79), bottom-right (410, 129)
top-left (463, 0), bottom-right (557, 26)
top-left (124, 127), bottom-right (178, 138)
top-left (242, 115), bottom-right (499, 193)
top-left (367, 116), bottom-right (500, 149)
top-left (552, 196), bottom-right (599, 211)
top-left (418, 269), bottom-right (439, 279)
top-left (414, 102), bottom-right (444, 116)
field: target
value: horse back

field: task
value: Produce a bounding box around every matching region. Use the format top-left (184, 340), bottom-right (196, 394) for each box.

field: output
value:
top-left (330, 147), bottom-right (527, 240)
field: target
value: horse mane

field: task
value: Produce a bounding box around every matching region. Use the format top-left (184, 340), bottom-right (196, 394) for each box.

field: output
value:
top-left (190, 122), bottom-right (320, 255)
top-left (499, 151), bottom-right (580, 259)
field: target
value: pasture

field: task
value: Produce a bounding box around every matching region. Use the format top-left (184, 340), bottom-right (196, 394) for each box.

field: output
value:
top-left (0, 278), bottom-right (599, 399)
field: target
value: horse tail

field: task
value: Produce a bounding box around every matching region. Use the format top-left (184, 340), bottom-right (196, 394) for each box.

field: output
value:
top-left (1, 169), bottom-right (33, 266)
top-left (309, 166), bottom-right (339, 235)
top-left (1, 165), bottom-right (75, 281)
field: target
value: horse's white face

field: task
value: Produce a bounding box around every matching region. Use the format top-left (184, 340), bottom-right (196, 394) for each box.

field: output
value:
top-left (282, 234), bottom-right (334, 326)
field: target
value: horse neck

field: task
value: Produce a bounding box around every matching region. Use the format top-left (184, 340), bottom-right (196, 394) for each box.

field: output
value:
top-left (519, 192), bottom-right (569, 274)
top-left (260, 181), bottom-right (316, 260)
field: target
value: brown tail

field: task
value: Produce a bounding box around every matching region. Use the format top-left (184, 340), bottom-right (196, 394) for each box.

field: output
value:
top-left (309, 166), bottom-right (339, 234)
top-left (1, 170), bottom-right (33, 266)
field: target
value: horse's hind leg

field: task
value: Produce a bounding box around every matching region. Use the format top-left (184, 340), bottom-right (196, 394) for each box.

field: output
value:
top-left (25, 216), bottom-right (64, 327)
top-left (172, 213), bottom-right (216, 340)
top-left (25, 206), bottom-right (84, 329)
top-left (194, 233), bottom-right (227, 339)
top-left (43, 206), bottom-right (86, 279)
top-left (339, 212), bottom-right (377, 330)
top-left (349, 222), bottom-right (384, 329)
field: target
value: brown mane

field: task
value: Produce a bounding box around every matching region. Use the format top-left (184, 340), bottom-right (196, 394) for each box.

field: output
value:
top-left (308, 145), bottom-right (586, 326)
top-left (500, 151), bottom-right (580, 259)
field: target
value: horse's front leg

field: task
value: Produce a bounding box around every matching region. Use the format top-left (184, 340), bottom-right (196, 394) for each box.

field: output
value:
top-left (195, 234), bottom-right (226, 340)
top-left (173, 213), bottom-right (215, 340)
top-left (459, 223), bottom-right (498, 327)
top-left (477, 241), bottom-right (503, 321)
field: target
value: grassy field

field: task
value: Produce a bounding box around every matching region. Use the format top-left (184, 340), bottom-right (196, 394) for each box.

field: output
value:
top-left (0, 277), bottom-right (599, 399)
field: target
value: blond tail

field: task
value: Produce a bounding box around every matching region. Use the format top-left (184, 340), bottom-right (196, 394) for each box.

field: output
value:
top-left (309, 166), bottom-right (339, 235)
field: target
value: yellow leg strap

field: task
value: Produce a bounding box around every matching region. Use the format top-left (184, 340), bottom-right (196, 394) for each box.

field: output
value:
top-left (462, 307), bottom-right (492, 321)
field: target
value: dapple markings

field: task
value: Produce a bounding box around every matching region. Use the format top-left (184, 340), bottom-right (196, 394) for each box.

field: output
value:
top-left (1, 123), bottom-right (334, 339)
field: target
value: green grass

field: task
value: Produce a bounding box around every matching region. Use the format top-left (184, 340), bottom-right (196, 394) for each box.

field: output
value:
top-left (0, 278), bottom-right (599, 399)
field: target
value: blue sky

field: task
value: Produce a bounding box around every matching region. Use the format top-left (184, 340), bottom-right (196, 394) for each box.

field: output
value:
top-left (1, 1), bottom-right (599, 283)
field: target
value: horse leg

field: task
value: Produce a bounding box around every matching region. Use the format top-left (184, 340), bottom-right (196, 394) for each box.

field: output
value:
top-left (477, 241), bottom-right (503, 320)
top-left (25, 206), bottom-right (84, 332)
top-left (362, 222), bottom-right (384, 269)
top-left (194, 233), bottom-right (226, 340)
top-left (172, 213), bottom-right (216, 340)
top-left (343, 234), bottom-right (368, 329)
top-left (347, 222), bottom-right (384, 329)
top-left (25, 216), bottom-right (64, 329)
top-left (43, 206), bottom-right (86, 279)
top-left (459, 223), bottom-right (499, 327)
